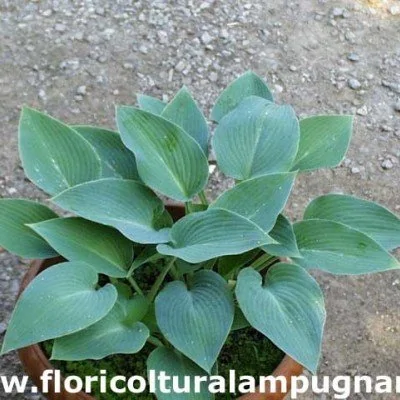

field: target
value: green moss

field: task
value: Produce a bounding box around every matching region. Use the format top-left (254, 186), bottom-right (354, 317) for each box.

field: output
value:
top-left (43, 328), bottom-right (283, 399)
top-left (216, 328), bottom-right (284, 399)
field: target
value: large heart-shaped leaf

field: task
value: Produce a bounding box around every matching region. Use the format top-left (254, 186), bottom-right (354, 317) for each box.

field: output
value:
top-left (29, 217), bottom-right (133, 278)
top-left (19, 107), bottom-right (101, 195)
top-left (0, 199), bottom-right (58, 258)
top-left (261, 214), bottom-right (301, 258)
top-left (212, 97), bottom-right (299, 180)
top-left (52, 292), bottom-right (149, 360)
top-left (210, 172), bottom-right (296, 231)
top-left (147, 347), bottom-right (213, 400)
top-left (155, 270), bottom-right (234, 372)
top-left (211, 71), bottom-right (273, 122)
top-left (116, 106), bottom-right (209, 201)
top-left (291, 115), bottom-right (353, 171)
top-left (162, 86), bottom-right (209, 154)
top-left (72, 125), bottom-right (139, 180)
top-left (159, 173), bottom-right (294, 263)
top-left (1, 262), bottom-right (117, 354)
top-left (236, 264), bottom-right (325, 373)
top-left (52, 179), bottom-right (171, 244)
top-left (157, 209), bottom-right (274, 263)
top-left (304, 194), bottom-right (400, 251)
top-left (137, 94), bottom-right (166, 115)
top-left (293, 219), bottom-right (400, 274)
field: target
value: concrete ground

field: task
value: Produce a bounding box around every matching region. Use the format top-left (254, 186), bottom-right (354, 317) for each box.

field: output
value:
top-left (0, 1), bottom-right (399, 399)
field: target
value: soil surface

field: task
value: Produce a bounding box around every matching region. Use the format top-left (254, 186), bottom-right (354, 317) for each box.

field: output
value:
top-left (1, 1), bottom-right (399, 399)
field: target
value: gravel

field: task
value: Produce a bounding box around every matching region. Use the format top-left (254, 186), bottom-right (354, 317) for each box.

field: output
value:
top-left (381, 159), bottom-right (394, 170)
top-left (348, 78), bottom-right (362, 90)
top-left (347, 52), bottom-right (360, 62)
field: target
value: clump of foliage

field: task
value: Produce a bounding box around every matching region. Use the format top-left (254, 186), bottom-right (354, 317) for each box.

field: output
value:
top-left (1, 71), bottom-right (400, 399)
top-left (44, 328), bottom-right (283, 399)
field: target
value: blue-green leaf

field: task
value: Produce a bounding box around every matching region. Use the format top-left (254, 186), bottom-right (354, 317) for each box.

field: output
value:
top-left (116, 107), bottom-right (209, 201)
top-left (211, 71), bottom-right (273, 122)
top-left (236, 264), bottom-right (325, 373)
top-left (159, 173), bottom-right (294, 263)
top-left (137, 94), bottom-right (166, 115)
top-left (294, 219), bottom-right (400, 274)
top-left (210, 172), bottom-right (296, 232)
top-left (52, 292), bottom-right (149, 360)
top-left (19, 107), bottom-right (101, 195)
top-left (52, 179), bottom-right (171, 244)
top-left (212, 97), bottom-right (299, 180)
top-left (155, 270), bottom-right (234, 372)
top-left (157, 209), bottom-right (274, 263)
top-left (147, 347), bottom-right (213, 400)
top-left (304, 194), bottom-right (400, 251)
top-left (72, 125), bottom-right (139, 180)
top-left (29, 217), bottom-right (133, 278)
top-left (0, 199), bottom-right (58, 258)
top-left (291, 115), bottom-right (353, 171)
top-left (1, 262), bottom-right (118, 354)
top-left (162, 86), bottom-right (209, 154)
top-left (261, 214), bottom-right (301, 258)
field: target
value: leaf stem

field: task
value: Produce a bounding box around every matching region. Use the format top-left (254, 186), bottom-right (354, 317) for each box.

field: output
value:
top-left (127, 276), bottom-right (144, 295)
top-left (199, 190), bottom-right (208, 205)
top-left (147, 336), bottom-right (164, 347)
top-left (147, 257), bottom-right (177, 302)
top-left (251, 253), bottom-right (278, 272)
top-left (169, 264), bottom-right (181, 280)
top-left (185, 202), bottom-right (191, 214)
top-left (256, 257), bottom-right (279, 273)
top-left (126, 260), bottom-right (137, 279)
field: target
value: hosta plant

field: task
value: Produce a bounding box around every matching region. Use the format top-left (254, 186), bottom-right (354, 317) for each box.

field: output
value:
top-left (1, 71), bottom-right (400, 398)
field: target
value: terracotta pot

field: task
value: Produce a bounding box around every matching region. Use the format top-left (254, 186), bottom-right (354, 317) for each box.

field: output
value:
top-left (17, 204), bottom-right (303, 400)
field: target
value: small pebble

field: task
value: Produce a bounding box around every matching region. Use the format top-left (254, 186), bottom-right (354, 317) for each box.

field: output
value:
top-left (76, 85), bottom-right (87, 95)
top-left (388, 5), bottom-right (400, 16)
top-left (38, 89), bottom-right (46, 101)
top-left (394, 100), bottom-right (400, 112)
top-left (351, 167), bottom-right (360, 174)
top-left (348, 78), bottom-right (361, 90)
top-left (175, 60), bottom-right (186, 72)
top-left (332, 7), bottom-right (345, 17)
top-left (0, 322), bottom-right (6, 335)
top-left (95, 7), bottom-right (105, 16)
top-left (347, 52), bottom-right (359, 62)
top-left (209, 72), bottom-right (218, 82)
top-left (54, 23), bottom-right (66, 32)
top-left (356, 105), bottom-right (368, 116)
top-left (381, 159), bottom-right (393, 170)
top-left (123, 62), bottom-right (134, 70)
top-left (201, 32), bottom-right (213, 45)
top-left (289, 65), bottom-right (297, 72)
top-left (42, 9), bottom-right (52, 17)
top-left (7, 187), bottom-right (17, 195)
top-left (75, 31), bottom-right (84, 41)
top-left (139, 45), bottom-right (148, 54)
top-left (157, 31), bottom-right (168, 44)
